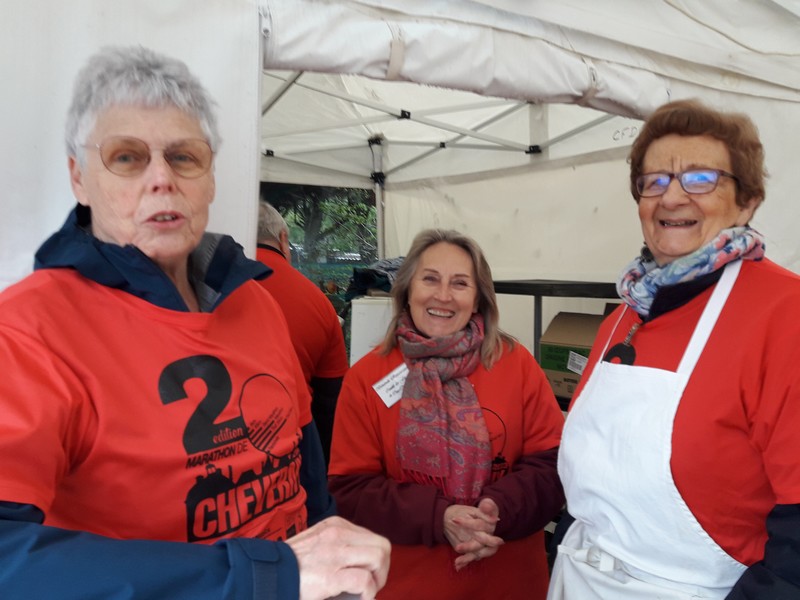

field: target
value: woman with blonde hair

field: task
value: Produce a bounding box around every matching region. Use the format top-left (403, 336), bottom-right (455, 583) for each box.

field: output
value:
top-left (330, 228), bottom-right (565, 599)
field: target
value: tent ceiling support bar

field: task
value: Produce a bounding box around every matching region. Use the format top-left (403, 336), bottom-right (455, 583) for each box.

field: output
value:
top-left (277, 141), bottom-right (378, 156)
top-left (385, 141), bottom-right (532, 152)
top-left (261, 71), bottom-right (302, 116)
top-left (263, 71), bottom-right (529, 149)
top-left (262, 151), bottom-right (372, 181)
top-left (387, 103), bottom-right (528, 177)
top-left (410, 112), bottom-right (530, 150)
top-left (538, 114), bottom-right (616, 150)
top-left (272, 72), bottom-right (408, 117)
top-left (264, 96), bottom-right (517, 138)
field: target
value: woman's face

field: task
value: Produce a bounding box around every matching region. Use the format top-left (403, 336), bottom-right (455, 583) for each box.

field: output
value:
top-left (638, 134), bottom-right (755, 266)
top-left (69, 105), bottom-right (215, 274)
top-left (408, 242), bottom-right (479, 338)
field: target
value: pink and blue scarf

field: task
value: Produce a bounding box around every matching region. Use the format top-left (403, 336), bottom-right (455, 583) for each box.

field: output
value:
top-left (618, 226), bottom-right (765, 317)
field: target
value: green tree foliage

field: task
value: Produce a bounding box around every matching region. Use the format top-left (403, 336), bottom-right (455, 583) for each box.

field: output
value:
top-left (260, 182), bottom-right (377, 265)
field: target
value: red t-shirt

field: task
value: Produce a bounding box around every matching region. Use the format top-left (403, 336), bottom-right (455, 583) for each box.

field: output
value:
top-left (329, 342), bottom-right (564, 599)
top-left (0, 268), bottom-right (311, 543)
top-left (256, 247), bottom-right (348, 382)
top-left (570, 258), bottom-right (800, 565)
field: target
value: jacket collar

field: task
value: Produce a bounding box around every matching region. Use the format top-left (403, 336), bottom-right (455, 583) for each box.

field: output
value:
top-left (34, 204), bottom-right (270, 311)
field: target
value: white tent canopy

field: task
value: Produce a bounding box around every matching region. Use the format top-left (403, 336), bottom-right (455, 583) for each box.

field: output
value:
top-left (4, 0), bottom-right (800, 312)
top-left (258, 0), bottom-right (800, 286)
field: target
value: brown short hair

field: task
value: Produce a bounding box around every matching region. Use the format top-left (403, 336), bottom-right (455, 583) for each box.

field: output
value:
top-left (628, 99), bottom-right (766, 210)
top-left (379, 229), bottom-right (515, 368)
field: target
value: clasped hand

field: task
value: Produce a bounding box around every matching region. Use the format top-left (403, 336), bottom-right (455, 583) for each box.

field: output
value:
top-left (443, 497), bottom-right (504, 571)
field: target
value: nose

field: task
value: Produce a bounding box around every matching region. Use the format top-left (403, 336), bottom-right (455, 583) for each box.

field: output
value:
top-left (432, 281), bottom-right (452, 301)
top-left (144, 151), bottom-right (177, 192)
top-left (659, 176), bottom-right (689, 208)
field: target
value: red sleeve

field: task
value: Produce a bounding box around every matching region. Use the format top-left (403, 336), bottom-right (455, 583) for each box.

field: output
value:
top-left (313, 303), bottom-right (349, 379)
top-left (328, 352), bottom-right (452, 545)
top-left (328, 473), bottom-right (451, 546)
top-left (479, 448), bottom-right (563, 540)
top-left (478, 344), bottom-right (564, 540)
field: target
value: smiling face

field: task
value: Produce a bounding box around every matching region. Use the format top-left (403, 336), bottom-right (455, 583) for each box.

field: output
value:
top-left (69, 104), bottom-right (215, 276)
top-left (408, 242), bottom-right (479, 338)
top-left (639, 134), bottom-right (756, 266)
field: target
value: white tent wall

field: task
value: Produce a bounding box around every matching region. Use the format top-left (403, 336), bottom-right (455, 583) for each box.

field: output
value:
top-left (1, 1), bottom-right (261, 291)
top-left (378, 95), bottom-right (800, 345)
top-left (382, 158), bottom-right (639, 348)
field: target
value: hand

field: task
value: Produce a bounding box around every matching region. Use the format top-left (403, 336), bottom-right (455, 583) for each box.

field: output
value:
top-left (443, 498), bottom-right (504, 571)
top-left (286, 516), bottom-right (391, 600)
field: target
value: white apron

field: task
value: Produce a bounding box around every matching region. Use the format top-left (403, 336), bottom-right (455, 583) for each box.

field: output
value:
top-left (548, 261), bottom-right (747, 600)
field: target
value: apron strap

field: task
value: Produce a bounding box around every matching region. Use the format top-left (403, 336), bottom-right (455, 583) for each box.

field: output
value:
top-left (676, 260), bottom-right (741, 376)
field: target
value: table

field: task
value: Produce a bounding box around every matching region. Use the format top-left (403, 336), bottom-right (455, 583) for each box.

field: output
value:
top-left (492, 279), bottom-right (618, 362)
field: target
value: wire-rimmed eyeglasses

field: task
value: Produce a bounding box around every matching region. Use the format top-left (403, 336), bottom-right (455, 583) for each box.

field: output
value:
top-left (83, 136), bottom-right (214, 178)
top-left (636, 169), bottom-right (738, 198)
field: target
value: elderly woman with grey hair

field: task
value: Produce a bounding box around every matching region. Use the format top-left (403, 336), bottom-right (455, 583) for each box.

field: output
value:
top-left (0, 46), bottom-right (388, 600)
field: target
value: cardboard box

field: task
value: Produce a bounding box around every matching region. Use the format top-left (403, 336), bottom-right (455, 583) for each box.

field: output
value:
top-left (539, 312), bottom-right (604, 399)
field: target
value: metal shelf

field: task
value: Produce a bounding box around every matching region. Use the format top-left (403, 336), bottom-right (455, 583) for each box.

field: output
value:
top-left (493, 279), bottom-right (617, 362)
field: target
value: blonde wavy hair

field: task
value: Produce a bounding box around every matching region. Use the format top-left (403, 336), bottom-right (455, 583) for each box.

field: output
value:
top-left (378, 229), bottom-right (516, 369)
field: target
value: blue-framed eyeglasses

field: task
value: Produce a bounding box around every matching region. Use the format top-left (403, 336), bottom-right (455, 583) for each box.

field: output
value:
top-left (636, 169), bottom-right (738, 198)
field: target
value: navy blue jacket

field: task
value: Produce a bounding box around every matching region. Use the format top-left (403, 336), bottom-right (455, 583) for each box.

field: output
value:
top-left (0, 205), bottom-right (335, 599)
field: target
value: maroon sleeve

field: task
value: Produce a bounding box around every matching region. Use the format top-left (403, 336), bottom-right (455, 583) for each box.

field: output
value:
top-left (478, 447), bottom-right (564, 541)
top-left (328, 473), bottom-right (452, 546)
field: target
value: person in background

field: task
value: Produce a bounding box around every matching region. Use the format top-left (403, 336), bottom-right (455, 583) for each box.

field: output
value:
top-left (256, 201), bottom-right (349, 466)
top-left (329, 228), bottom-right (565, 599)
top-left (0, 45), bottom-right (389, 600)
top-left (549, 99), bottom-right (800, 599)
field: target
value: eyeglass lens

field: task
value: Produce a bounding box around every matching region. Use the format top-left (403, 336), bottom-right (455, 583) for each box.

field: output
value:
top-left (637, 169), bottom-right (725, 197)
top-left (98, 137), bottom-right (212, 178)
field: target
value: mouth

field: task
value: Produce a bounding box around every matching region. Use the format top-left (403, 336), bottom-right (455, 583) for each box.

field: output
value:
top-left (149, 212), bottom-right (182, 223)
top-left (659, 219), bottom-right (697, 227)
top-left (427, 308), bottom-right (455, 318)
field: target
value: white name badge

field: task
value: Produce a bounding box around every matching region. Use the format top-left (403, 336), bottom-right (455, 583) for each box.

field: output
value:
top-left (372, 362), bottom-right (409, 408)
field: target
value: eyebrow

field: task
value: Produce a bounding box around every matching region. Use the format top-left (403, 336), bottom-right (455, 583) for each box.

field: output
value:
top-left (643, 162), bottom-right (727, 172)
top-left (421, 267), bottom-right (472, 279)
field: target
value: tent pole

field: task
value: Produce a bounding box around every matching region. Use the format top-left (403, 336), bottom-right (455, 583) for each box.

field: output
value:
top-left (369, 136), bottom-right (386, 260)
top-left (375, 181), bottom-right (385, 260)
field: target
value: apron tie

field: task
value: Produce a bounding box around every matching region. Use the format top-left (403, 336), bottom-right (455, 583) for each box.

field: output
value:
top-left (559, 544), bottom-right (620, 574)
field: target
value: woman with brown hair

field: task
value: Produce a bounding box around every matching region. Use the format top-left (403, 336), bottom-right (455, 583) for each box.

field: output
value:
top-left (329, 228), bottom-right (565, 599)
top-left (549, 99), bottom-right (800, 599)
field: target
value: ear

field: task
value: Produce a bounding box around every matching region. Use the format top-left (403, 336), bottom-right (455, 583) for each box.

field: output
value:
top-left (279, 229), bottom-right (291, 258)
top-left (736, 197), bottom-right (760, 226)
top-left (68, 156), bottom-right (90, 207)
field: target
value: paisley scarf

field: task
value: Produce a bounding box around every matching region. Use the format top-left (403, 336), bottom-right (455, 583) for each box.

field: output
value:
top-left (395, 311), bottom-right (492, 504)
top-left (618, 226), bottom-right (765, 317)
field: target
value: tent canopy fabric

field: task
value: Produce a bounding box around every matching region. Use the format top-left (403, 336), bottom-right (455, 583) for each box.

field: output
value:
top-left (3, 0), bottom-right (800, 299)
top-left (260, 0), bottom-right (800, 114)
top-left (258, 0), bottom-right (800, 282)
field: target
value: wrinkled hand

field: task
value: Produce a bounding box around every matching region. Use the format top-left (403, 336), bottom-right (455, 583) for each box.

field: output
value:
top-left (443, 498), bottom-right (503, 571)
top-left (286, 516), bottom-right (391, 600)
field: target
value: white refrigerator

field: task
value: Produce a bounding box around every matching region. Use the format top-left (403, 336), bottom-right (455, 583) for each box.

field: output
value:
top-left (349, 296), bottom-right (393, 365)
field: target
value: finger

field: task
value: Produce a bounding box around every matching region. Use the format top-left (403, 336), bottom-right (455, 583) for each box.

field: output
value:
top-left (454, 538), bottom-right (484, 554)
top-left (326, 566), bottom-right (380, 600)
top-left (478, 497), bottom-right (500, 519)
top-left (469, 530), bottom-right (505, 548)
top-left (455, 510), bottom-right (499, 528)
top-left (454, 553), bottom-right (478, 571)
top-left (450, 514), bottom-right (497, 532)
